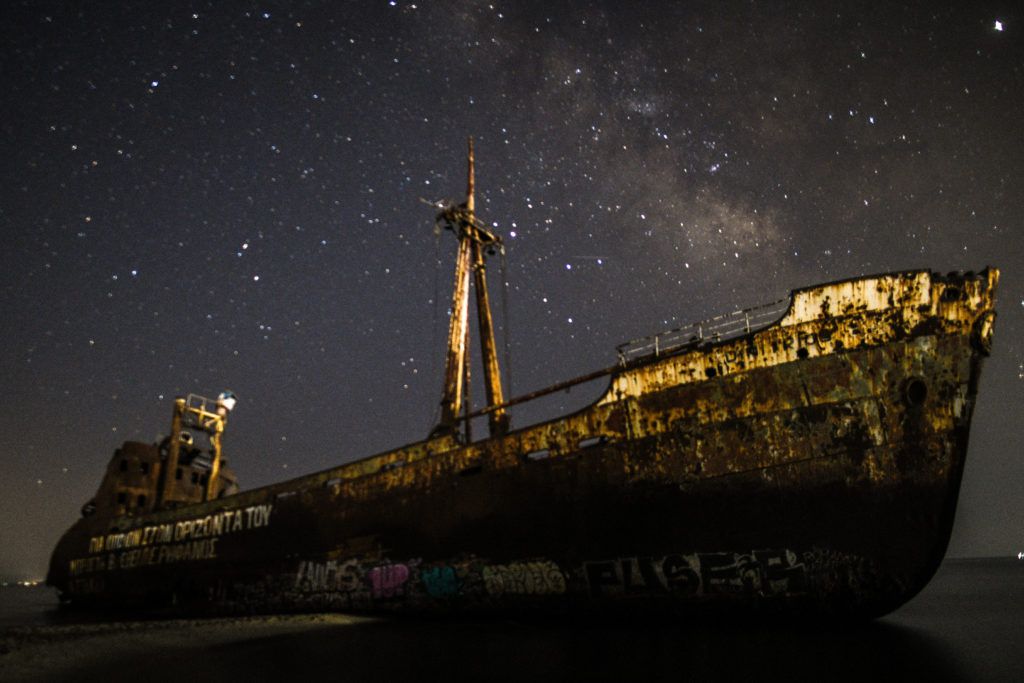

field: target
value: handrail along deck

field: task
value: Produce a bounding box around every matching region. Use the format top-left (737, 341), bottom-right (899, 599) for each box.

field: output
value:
top-left (616, 297), bottom-right (791, 363)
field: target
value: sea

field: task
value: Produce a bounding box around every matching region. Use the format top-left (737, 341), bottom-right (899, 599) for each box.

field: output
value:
top-left (2, 557), bottom-right (1022, 682)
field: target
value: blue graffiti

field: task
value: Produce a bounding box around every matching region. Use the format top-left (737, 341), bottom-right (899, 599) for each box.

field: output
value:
top-left (421, 565), bottom-right (461, 599)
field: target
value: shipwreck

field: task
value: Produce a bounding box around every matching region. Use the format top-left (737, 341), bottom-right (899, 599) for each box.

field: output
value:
top-left (48, 140), bottom-right (999, 618)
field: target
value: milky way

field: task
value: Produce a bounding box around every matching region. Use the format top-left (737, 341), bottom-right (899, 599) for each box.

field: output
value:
top-left (2, 1), bottom-right (1022, 578)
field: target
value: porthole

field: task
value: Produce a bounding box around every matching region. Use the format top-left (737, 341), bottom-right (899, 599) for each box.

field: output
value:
top-left (905, 378), bottom-right (927, 407)
top-left (941, 286), bottom-right (962, 302)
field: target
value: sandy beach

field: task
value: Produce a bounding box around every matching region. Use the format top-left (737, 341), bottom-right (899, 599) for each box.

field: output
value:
top-left (4, 559), bottom-right (1023, 683)
top-left (0, 610), bottom-right (926, 683)
top-left (1, 613), bottom-right (386, 682)
top-left (0, 608), bottom-right (995, 683)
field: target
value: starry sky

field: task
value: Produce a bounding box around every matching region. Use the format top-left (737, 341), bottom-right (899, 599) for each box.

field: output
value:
top-left (2, 1), bottom-right (1022, 580)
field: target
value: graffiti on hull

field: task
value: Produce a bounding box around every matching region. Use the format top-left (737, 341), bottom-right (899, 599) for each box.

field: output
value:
top-left (286, 549), bottom-right (804, 610)
top-left (584, 550), bottom-right (806, 599)
top-left (289, 557), bottom-right (567, 608)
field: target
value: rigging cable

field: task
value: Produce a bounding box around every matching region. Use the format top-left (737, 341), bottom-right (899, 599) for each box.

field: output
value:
top-left (500, 245), bottom-right (513, 419)
top-left (427, 220), bottom-right (443, 431)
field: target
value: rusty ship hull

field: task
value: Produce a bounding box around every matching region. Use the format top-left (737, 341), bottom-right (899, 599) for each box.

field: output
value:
top-left (47, 267), bottom-right (998, 618)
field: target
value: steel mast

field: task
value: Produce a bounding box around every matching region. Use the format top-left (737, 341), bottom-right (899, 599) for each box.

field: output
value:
top-left (433, 138), bottom-right (509, 439)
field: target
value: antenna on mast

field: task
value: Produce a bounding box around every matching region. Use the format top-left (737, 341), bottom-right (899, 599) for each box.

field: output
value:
top-left (465, 137), bottom-right (475, 215)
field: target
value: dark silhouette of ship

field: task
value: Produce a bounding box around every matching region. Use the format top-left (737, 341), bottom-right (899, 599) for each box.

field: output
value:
top-left (47, 141), bottom-right (999, 618)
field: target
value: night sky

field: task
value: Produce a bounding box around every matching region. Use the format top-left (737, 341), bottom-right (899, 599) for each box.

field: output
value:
top-left (2, 1), bottom-right (1022, 580)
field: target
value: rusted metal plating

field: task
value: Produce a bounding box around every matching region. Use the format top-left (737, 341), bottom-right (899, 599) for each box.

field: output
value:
top-left (78, 268), bottom-right (996, 512)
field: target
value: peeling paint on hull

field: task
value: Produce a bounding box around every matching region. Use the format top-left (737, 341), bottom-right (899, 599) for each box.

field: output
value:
top-left (47, 268), bottom-right (999, 618)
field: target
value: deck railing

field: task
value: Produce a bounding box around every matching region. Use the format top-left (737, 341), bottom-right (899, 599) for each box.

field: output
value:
top-left (616, 297), bottom-right (791, 363)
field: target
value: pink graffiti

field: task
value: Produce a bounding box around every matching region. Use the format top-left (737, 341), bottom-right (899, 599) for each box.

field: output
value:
top-left (368, 563), bottom-right (411, 599)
